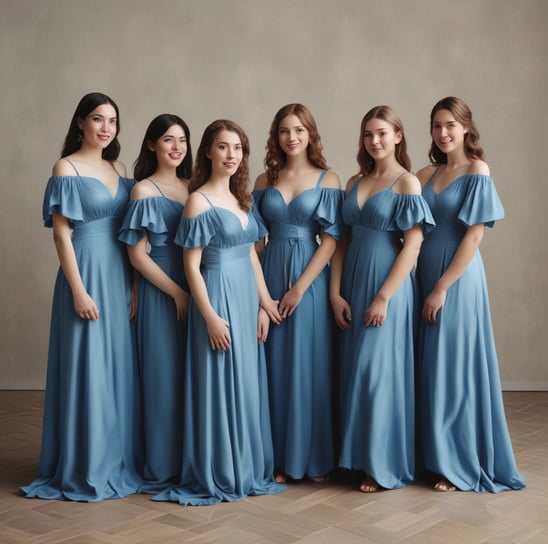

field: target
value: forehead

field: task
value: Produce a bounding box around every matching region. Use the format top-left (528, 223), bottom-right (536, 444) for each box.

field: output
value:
top-left (214, 129), bottom-right (241, 144)
top-left (364, 118), bottom-right (394, 132)
top-left (87, 103), bottom-right (117, 117)
top-left (161, 124), bottom-right (185, 138)
top-left (433, 109), bottom-right (457, 123)
top-left (279, 114), bottom-right (305, 129)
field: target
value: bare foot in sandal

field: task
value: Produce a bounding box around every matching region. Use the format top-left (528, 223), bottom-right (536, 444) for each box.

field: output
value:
top-left (274, 470), bottom-right (287, 484)
top-left (359, 476), bottom-right (379, 493)
top-left (308, 474), bottom-right (330, 483)
top-left (434, 478), bottom-right (456, 492)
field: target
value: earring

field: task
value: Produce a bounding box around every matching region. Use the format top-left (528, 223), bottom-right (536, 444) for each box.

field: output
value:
top-left (77, 130), bottom-right (83, 142)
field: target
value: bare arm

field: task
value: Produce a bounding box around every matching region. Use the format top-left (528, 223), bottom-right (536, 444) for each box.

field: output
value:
top-left (52, 213), bottom-right (99, 320)
top-left (365, 225), bottom-right (423, 326)
top-left (329, 234), bottom-right (352, 329)
top-left (183, 246), bottom-right (231, 351)
top-left (127, 235), bottom-right (189, 320)
top-left (250, 245), bottom-right (281, 324)
top-left (279, 232), bottom-right (337, 318)
top-left (422, 223), bottom-right (484, 324)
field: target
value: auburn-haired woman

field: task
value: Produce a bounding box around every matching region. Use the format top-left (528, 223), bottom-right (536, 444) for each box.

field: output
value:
top-left (253, 104), bottom-right (343, 484)
top-left (330, 105), bottom-right (434, 492)
top-left (416, 96), bottom-right (525, 493)
top-left (153, 120), bottom-right (285, 505)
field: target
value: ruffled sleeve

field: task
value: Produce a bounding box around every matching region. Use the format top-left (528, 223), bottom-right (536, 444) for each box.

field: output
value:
top-left (251, 190), bottom-right (268, 239)
top-left (175, 210), bottom-right (217, 249)
top-left (119, 198), bottom-right (171, 246)
top-left (315, 188), bottom-right (345, 239)
top-left (458, 174), bottom-right (504, 228)
top-left (42, 176), bottom-right (85, 228)
top-left (394, 193), bottom-right (436, 234)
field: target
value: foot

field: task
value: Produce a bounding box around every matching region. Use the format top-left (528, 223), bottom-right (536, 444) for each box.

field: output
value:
top-left (274, 470), bottom-right (287, 484)
top-left (359, 476), bottom-right (379, 493)
top-left (308, 474), bottom-right (330, 483)
top-left (434, 478), bottom-right (456, 492)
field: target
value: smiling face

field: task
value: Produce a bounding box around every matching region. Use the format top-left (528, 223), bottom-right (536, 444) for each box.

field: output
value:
top-left (431, 109), bottom-right (468, 155)
top-left (278, 114), bottom-right (310, 157)
top-left (77, 103), bottom-right (118, 150)
top-left (208, 129), bottom-right (243, 177)
top-left (150, 124), bottom-right (187, 169)
top-left (363, 117), bottom-right (402, 162)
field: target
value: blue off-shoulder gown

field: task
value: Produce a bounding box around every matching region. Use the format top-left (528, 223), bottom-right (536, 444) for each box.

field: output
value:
top-left (22, 173), bottom-right (142, 501)
top-left (153, 194), bottom-right (286, 505)
top-left (252, 171), bottom-right (344, 480)
top-left (338, 176), bottom-right (435, 489)
top-left (119, 184), bottom-right (187, 492)
top-left (417, 172), bottom-right (526, 493)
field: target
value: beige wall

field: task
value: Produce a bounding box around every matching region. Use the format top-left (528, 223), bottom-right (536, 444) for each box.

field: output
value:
top-left (1, 0), bottom-right (546, 389)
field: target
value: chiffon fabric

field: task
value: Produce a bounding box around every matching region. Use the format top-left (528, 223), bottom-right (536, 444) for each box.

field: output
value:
top-left (153, 193), bottom-right (285, 505)
top-left (252, 171), bottom-right (344, 480)
top-left (119, 181), bottom-right (187, 492)
top-left (338, 176), bottom-right (435, 489)
top-left (417, 172), bottom-right (526, 493)
top-left (22, 170), bottom-right (142, 501)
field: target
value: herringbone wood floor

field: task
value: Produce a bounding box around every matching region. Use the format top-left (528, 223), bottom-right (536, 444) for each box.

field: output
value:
top-left (1, 391), bottom-right (546, 543)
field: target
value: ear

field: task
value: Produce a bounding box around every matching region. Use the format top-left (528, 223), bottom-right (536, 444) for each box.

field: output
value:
top-left (394, 130), bottom-right (403, 144)
top-left (77, 117), bottom-right (84, 130)
top-left (147, 142), bottom-right (155, 152)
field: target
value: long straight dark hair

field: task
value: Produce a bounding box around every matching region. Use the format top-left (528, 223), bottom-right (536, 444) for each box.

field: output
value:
top-left (61, 92), bottom-right (121, 160)
top-left (133, 114), bottom-right (193, 181)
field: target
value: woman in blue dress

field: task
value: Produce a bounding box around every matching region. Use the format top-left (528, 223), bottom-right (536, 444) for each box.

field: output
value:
top-left (119, 114), bottom-right (192, 492)
top-left (253, 104), bottom-right (343, 484)
top-left (21, 92), bottom-right (142, 501)
top-left (416, 96), bottom-right (526, 493)
top-left (153, 120), bottom-right (286, 505)
top-left (330, 106), bottom-right (434, 493)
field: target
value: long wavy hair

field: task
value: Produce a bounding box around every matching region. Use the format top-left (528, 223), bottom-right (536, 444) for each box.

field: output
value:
top-left (264, 103), bottom-right (328, 186)
top-left (356, 105), bottom-right (411, 176)
top-left (190, 119), bottom-right (251, 211)
top-left (61, 92), bottom-right (121, 160)
top-left (133, 114), bottom-right (193, 181)
top-left (428, 96), bottom-right (484, 164)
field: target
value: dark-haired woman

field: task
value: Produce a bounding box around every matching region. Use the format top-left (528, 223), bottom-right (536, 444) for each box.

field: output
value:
top-left (119, 114), bottom-right (192, 492)
top-left (253, 104), bottom-right (343, 484)
top-left (330, 106), bottom-right (434, 492)
top-left (22, 92), bottom-right (142, 501)
top-left (153, 120), bottom-right (286, 505)
top-left (416, 96), bottom-right (525, 493)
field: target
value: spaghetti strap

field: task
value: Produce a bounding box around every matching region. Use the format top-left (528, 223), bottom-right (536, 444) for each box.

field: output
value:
top-left (195, 190), bottom-right (214, 207)
top-left (427, 166), bottom-right (441, 184)
top-left (63, 158), bottom-right (80, 176)
top-left (146, 178), bottom-right (166, 198)
top-left (315, 169), bottom-right (327, 188)
top-left (389, 172), bottom-right (407, 189)
top-left (110, 162), bottom-right (123, 178)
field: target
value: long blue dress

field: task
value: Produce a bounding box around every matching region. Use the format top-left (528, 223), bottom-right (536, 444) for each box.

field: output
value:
top-left (119, 180), bottom-right (187, 492)
top-left (153, 193), bottom-right (286, 505)
top-left (21, 168), bottom-right (142, 501)
top-left (338, 176), bottom-right (435, 489)
top-left (252, 171), bottom-right (344, 479)
top-left (417, 172), bottom-right (526, 493)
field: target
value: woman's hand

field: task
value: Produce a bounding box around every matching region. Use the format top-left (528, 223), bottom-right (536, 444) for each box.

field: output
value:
top-left (260, 297), bottom-right (282, 325)
top-left (422, 286), bottom-right (446, 324)
top-left (257, 307), bottom-right (270, 344)
top-left (205, 313), bottom-right (231, 351)
top-left (174, 288), bottom-right (190, 321)
top-left (279, 285), bottom-right (304, 318)
top-left (331, 294), bottom-right (352, 330)
top-left (74, 290), bottom-right (99, 320)
top-left (364, 295), bottom-right (388, 327)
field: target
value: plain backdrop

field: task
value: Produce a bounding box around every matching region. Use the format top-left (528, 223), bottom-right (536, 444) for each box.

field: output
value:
top-left (1, 0), bottom-right (546, 389)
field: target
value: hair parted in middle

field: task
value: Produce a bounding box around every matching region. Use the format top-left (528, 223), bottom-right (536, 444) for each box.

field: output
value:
top-left (264, 103), bottom-right (328, 186)
top-left (356, 105), bottom-right (411, 176)
top-left (190, 119), bottom-right (252, 211)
